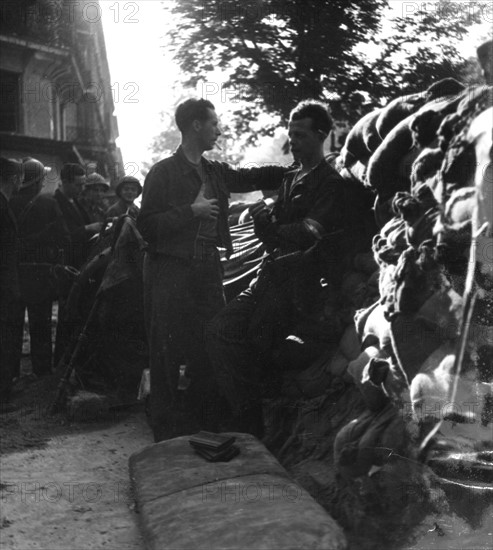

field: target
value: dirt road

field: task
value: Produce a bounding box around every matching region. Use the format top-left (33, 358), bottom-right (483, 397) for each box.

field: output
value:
top-left (0, 375), bottom-right (153, 550)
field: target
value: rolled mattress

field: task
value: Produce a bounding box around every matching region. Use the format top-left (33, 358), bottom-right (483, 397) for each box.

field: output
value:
top-left (129, 432), bottom-right (347, 550)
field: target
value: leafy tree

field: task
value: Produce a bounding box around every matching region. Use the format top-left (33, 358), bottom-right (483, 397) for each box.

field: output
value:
top-left (363, 2), bottom-right (485, 100)
top-left (163, 0), bottom-right (482, 145)
top-left (167, 0), bottom-right (387, 140)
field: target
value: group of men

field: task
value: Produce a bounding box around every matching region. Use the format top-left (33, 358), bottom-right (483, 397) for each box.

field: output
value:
top-left (1, 97), bottom-right (357, 436)
top-left (138, 98), bottom-right (357, 441)
top-left (0, 158), bottom-right (142, 412)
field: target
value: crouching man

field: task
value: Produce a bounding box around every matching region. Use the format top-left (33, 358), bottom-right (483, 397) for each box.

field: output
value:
top-left (206, 100), bottom-right (355, 437)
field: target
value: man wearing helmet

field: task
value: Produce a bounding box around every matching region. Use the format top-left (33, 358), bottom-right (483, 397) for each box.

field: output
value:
top-left (106, 175), bottom-right (142, 219)
top-left (9, 158), bottom-right (70, 378)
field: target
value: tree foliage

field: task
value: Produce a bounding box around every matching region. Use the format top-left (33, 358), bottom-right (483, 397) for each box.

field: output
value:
top-left (169, 0), bottom-right (386, 131)
top-left (364, 2), bottom-right (485, 98)
top-left (164, 0), bottom-right (482, 144)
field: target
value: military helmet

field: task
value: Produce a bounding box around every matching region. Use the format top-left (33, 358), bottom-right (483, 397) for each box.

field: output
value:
top-left (115, 175), bottom-right (142, 198)
top-left (84, 172), bottom-right (110, 191)
top-left (21, 157), bottom-right (50, 188)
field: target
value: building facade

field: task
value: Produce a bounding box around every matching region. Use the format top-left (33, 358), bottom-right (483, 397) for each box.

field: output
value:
top-left (0, 0), bottom-right (122, 193)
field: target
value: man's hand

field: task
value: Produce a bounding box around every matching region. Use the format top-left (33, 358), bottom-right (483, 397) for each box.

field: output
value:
top-left (85, 222), bottom-right (103, 234)
top-left (249, 200), bottom-right (272, 228)
top-left (249, 200), bottom-right (279, 251)
top-left (249, 200), bottom-right (269, 220)
top-left (191, 194), bottom-right (219, 220)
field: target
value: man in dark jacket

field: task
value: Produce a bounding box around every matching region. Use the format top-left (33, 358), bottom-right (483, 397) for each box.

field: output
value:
top-left (78, 172), bottom-right (110, 224)
top-left (137, 98), bottom-right (286, 441)
top-left (53, 163), bottom-right (102, 366)
top-left (9, 158), bottom-right (70, 377)
top-left (0, 158), bottom-right (23, 411)
top-left (53, 163), bottom-right (102, 270)
top-left (206, 100), bottom-right (359, 437)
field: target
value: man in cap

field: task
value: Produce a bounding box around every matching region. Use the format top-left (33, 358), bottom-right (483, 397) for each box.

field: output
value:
top-left (0, 158), bottom-right (23, 411)
top-left (106, 175), bottom-right (142, 219)
top-left (9, 158), bottom-right (70, 378)
top-left (79, 172), bottom-right (110, 223)
top-left (53, 163), bottom-right (102, 270)
top-left (53, 163), bottom-right (102, 365)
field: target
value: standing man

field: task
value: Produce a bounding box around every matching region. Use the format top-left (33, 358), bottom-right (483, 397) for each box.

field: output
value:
top-left (9, 158), bottom-right (69, 378)
top-left (207, 100), bottom-right (361, 437)
top-left (137, 98), bottom-right (286, 441)
top-left (53, 163), bottom-right (102, 366)
top-left (0, 158), bottom-right (23, 412)
top-left (53, 163), bottom-right (102, 270)
top-left (78, 172), bottom-right (110, 223)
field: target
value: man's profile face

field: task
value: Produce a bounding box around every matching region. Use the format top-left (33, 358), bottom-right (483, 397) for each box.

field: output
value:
top-left (197, 108), bottom-right (222, 151)
top-left (62, 175), bottom-right (85, 199)
top-left (288, 117), bottom-right (323, 163)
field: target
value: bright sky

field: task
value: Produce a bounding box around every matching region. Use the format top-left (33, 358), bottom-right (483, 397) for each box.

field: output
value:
top-left (100, 0), bottom-right (491, 176)
top-left (101, 1), bottom-right (178, 177)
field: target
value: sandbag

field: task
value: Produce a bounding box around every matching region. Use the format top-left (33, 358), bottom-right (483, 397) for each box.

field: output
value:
top-left (411, 147), bottom-right (443, 195)
top-left (129, 433), bottom-right (347, 550)
top-left (375, 79), bottom-right (464, 141)
top-left (367, 114), bottom-right (415, 197)
top-left (334, 404), bottom-right (406, 479)
top-left (376, 92), bottom-right (425, 140)
top-left (410, 92), bottom-right (465, 148)
top-left (341, 108), bottom-right (383, 167)
top-left (360, 303), bottom-right (392, 353)
top-left (347, 346), bottom-right (388, 411)
top-left (339, 324), bottom-right (361, 361)
top-left (283, 348), bottom-right (336, 398)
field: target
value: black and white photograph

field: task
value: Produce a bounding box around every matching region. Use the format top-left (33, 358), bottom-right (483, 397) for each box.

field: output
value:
top-left (0, 1), bottom-right (491, 548)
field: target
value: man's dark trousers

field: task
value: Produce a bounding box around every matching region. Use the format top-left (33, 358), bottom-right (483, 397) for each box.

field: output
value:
top-left (205, 268), bottom-right (294, 435)
top-left (11, 265), bottom-right (55, 376)
top-left (143, 242), bottom-right (226, 440)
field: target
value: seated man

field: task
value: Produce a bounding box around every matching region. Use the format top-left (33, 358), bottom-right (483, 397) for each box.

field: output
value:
top-left (207, 100), bottom-right (356, 437)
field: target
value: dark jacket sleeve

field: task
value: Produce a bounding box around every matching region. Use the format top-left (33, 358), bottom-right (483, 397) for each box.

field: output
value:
top-left (20, 198), bottom-right (70, 261)
top-left (0, 200), bottom-right (20, 305)
top-left (137, 164), bottom-right (196, 245)
top-left (264, 167), bottom-right (347, 252)
top-left (55, 194), bottom-right (90, 246)
top-left (220, 162), bottom-right (287, 194)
